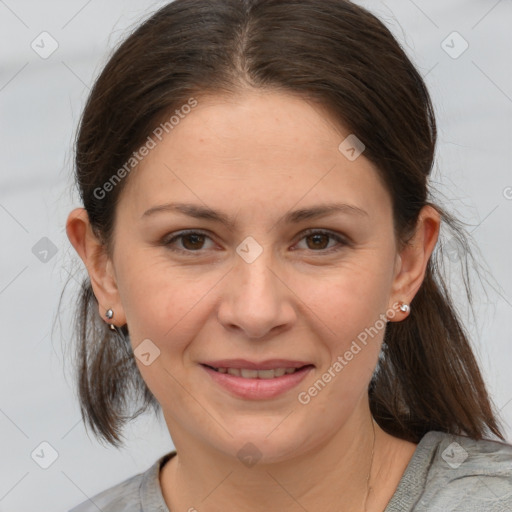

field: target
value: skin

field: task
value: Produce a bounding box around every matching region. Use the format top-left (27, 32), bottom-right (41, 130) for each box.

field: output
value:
top-left (66, 89), bottom-right (440, 512)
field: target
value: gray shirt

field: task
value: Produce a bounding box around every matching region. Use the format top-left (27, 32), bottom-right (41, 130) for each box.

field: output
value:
top-left (69, 430), bottom-right (512, 511)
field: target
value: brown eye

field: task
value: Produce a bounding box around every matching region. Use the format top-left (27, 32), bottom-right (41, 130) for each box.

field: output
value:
top-left (305, 233), bottom-right (330, 250)
top-left (295, 230), bottom-right (348, 253)
top-left (180, 233), bottom-right (206, 250)
top-left (163, 231), bottom-right (214, 253)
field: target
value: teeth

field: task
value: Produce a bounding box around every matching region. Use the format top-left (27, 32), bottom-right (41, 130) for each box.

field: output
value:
top-left (218, 367), bottom-right (299, 378)
top-left (239, 368), bottom-right (259, 378)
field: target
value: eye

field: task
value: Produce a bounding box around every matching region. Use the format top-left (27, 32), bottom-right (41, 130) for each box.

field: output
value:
top-left (162, 229), bottom-right (348, 255)
top-left (162, 230), bottom-right (215, 253)
top-left (294, 229), bottom-right (348, 253)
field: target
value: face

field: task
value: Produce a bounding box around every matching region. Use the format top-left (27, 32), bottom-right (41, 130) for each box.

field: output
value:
top-left (105, 90), bottom-right (403, 462)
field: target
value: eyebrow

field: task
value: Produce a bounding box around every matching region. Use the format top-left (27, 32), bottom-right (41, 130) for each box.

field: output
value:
top-left (141, 201), bottom-right (368, 228)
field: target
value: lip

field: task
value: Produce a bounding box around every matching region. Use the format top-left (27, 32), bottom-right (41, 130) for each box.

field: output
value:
top-left (200, 363), bottom-right (314, 400)
top-left (200, 359), bottom-right (313, 370)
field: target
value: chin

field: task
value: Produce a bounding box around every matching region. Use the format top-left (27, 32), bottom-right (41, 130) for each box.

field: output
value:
top-left (210, 427), bottom-right (315, 467)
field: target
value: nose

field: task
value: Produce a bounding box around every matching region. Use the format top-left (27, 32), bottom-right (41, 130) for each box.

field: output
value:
top-left (216, 245), bottom-right (296, 340)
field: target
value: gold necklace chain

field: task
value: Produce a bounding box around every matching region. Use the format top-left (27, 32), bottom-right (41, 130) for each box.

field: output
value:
top-left (363, 418), bottom-right (377, 512)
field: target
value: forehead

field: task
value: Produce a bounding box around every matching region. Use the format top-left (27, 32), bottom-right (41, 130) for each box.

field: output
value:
top-left (117, 90), bottom-right (391, 222)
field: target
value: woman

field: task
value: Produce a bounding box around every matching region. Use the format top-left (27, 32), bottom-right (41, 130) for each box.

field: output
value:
top-left (65, 0), bottom-right (512, 510)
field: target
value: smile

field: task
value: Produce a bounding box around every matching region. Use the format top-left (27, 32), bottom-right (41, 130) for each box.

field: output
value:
top-left (200, 364), bottom-right (315, 400)
top-left (206, 366), bottom-right (302, 378)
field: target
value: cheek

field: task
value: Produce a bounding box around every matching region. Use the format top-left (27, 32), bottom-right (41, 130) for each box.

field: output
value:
top-left (295, 260), bottom-right (391, 389)
top-left (299, 259), bottom-right (391, 334)
top-left (114, 250), bottom-right (209, 337)
top-left (297, 279), bottom-right (387, 412)
top-left (117, 256), bottom-right (216, 402)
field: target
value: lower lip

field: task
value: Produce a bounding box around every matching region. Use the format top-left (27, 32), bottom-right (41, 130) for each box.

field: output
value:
top-left (201, 364), bottom-right (314, 400)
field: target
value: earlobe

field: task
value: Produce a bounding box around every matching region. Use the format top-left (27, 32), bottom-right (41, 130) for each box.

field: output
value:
top-left (65, 207), bottom-right (127, 328)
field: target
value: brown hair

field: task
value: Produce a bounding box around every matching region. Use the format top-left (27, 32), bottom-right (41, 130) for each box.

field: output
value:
top-left (63, 0), bottom-right (506, 447)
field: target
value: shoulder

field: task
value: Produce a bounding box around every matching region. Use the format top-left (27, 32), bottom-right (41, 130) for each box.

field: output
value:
top-left (68, 452), bottom-right (175, 512)
top-left (426, 431), bottom-right (512, 510)
top-left (68, 471), bottom-right (144, 512)
top-left (388, 430), bottom-right (512, 512)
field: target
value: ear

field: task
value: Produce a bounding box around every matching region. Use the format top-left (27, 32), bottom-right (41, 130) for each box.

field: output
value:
top-left (388, 205), bottom-right (441, 321)
top-left (65, 207), bottom-right (127, 328)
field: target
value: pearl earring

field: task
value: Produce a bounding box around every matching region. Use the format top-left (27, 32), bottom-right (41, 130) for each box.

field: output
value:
top-left (105, 308), bottom-right (117, 331)
top-left (399, 303), bottom-right (410, 313)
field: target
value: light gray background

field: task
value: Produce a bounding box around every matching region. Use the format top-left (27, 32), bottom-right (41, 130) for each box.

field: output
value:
top-left (1, 1), bottom-right (511, 511)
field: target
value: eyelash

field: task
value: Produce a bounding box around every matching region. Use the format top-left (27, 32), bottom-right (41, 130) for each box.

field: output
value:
top-left (161, 229), bottom-right (349, 255)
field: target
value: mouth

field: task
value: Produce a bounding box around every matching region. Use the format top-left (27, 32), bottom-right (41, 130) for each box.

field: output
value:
top-left (199, 362), bottom-right (315, 400)
top-left (201, 364), bottom-right (314, 379)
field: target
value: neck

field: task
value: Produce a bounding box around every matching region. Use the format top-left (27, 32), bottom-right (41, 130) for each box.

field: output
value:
top-left (159, 407), bottom-right (414, 512)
